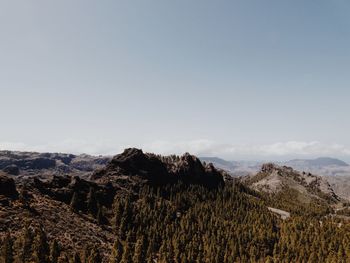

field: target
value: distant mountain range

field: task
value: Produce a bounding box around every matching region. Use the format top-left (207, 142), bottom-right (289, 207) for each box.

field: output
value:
top-left (200, 157), bottom-right (238, 171)
top-left (284, 157), bottom-right (349, 169)
top-left (200, 156), bottom-right (350, 176)
top-left (199, 156), bottom-right (350, 200)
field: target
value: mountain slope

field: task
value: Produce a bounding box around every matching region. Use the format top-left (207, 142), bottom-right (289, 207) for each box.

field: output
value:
top-left (243, 163), bottom-right (340, 204)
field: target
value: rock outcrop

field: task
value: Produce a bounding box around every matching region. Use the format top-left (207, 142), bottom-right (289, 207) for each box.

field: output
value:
top-left (0, 172), bottom-right (18, 199)
top-left (93, 148), bottom-right (224, 188)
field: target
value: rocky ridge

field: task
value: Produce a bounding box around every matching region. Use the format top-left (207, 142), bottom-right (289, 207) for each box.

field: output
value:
top-left (92, 148), bottom-right (224, 188)
top-left (244, 163), bottom-right (340, 203)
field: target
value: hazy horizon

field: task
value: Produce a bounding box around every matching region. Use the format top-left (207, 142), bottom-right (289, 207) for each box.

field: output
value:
top-left (1, 1), bottom-right (350, 161)
top-left (1, 141), bottom-right (350, 164)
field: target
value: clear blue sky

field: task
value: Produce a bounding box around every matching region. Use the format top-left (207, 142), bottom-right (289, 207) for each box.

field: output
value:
top-left (1, 0), bottom-right (350, 160)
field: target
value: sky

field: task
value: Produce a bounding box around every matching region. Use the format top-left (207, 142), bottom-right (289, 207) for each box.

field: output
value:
top-left (0, 0), bottom-right (350, 161)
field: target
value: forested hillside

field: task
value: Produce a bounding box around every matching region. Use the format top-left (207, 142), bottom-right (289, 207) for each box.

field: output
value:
top-left (1, 149), bottom-right (350, 263)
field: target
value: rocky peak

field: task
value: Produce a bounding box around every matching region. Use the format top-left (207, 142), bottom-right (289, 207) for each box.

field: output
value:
top-left (93, 148), bottom-right (224, 188)
top-left (245, 163), bottom-right (340, 203)
top-left (173, 153), bottom-right (205, 176)
top-left (110, 148), bottom-right (145, 167)
top-left (261, 163), bottom-right (278, 173)
top-left (108, 148), bottom-right (166, 176)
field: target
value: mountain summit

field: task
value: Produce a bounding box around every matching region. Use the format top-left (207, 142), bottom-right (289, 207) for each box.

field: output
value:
top-left (93, 148), bottom-right (224, 188)
top-left (244, 163), bottom-right (340, 204)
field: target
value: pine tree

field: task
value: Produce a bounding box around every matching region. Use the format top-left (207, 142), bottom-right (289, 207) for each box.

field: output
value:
top-left (96, 203), bottom-right (106, 225)
top-left (1, 233), bottom-right (14, 263)
top-left (87, 187), bottom-right (98, 216)
top-left (109, 238), bottom-right (123, 263)
top-left (118, 218), bottom-right (127, 240)
top-left (71, 252), bottom-right (82, 263)
top-left (50, 240), bottom-right (60, 263)
top-left (145, 240), bottom-right (154, 263)
top-left (132, 236), bottom-right (145, 263)
top-left (70, 192), bottom-right (80, 212)
top-left (112, 200), bottom-right (124, 233)
top-left (82, 246), bottom-right (91, 263)
top-left (15, 225), bottom-right (33, 263)
top-left (120, 242), bottom-right (132, 263)
top-left (87, 247), bottom-right (101, 263)
top-left (32, 227), bottom-right (50, 263)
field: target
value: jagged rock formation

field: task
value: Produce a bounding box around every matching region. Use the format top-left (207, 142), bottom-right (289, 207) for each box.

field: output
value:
top-left (93, 148), bottom-right (224, 188)
top-left (244, 163), bottom-right (340, 203)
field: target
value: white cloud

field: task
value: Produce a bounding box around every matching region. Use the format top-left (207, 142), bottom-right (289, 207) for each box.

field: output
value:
top-left (1, 139), bottom-right (350, 160)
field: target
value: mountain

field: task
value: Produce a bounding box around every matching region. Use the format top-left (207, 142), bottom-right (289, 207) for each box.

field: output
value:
top-left (279, 158), bottom-right (350, 201)
top-left (243, 163), bottom-right (340, 205)
top-left (1, 149), bottom-right (350, 262)
top-left (93, 148), bottom-right (224, 188)
top-left (201, 156), bottom-right (350, 176)
top-left (284, 157), bottom-right (349, 170)
top-left (199, 157), bottom-right (261, 176)
top-left (0, 150), bottom-right (111, 177)
top-left (200, 156), bottom-right (350, 201)
top-left (200, 157), bottom-right (237, 170)
top-left (281, 157), bottom-right (350, 178)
